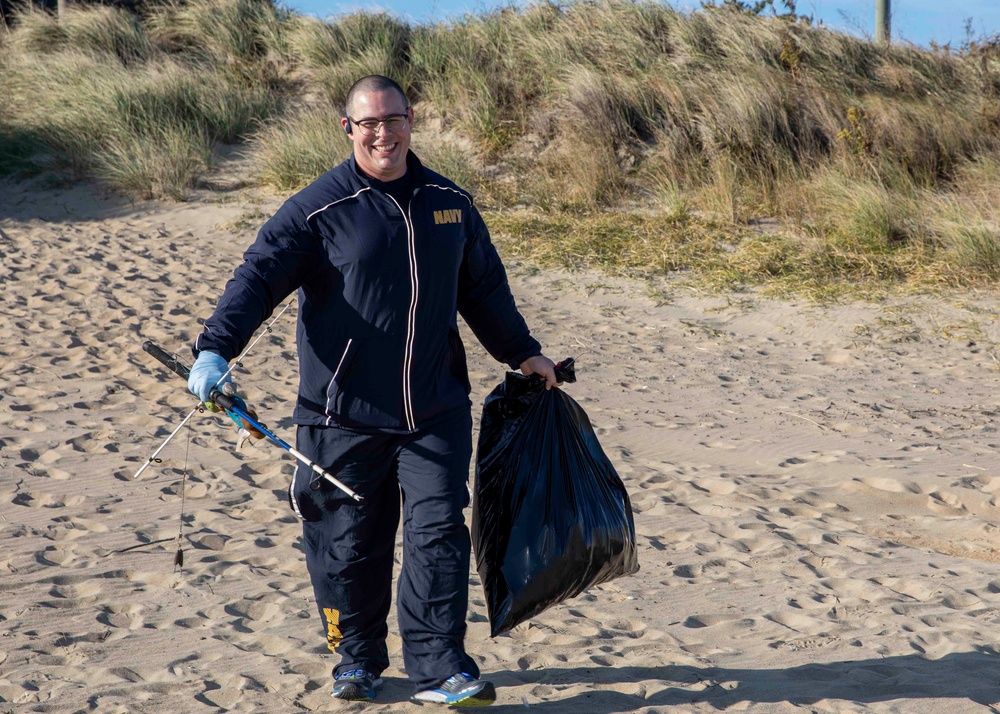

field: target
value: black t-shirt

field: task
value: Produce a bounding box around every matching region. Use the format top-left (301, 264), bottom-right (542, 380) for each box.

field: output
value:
top-left (372, 172), bottom-right (415, 210)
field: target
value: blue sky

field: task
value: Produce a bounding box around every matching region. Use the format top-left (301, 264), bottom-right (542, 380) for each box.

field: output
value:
top-left (284, 0), bottom-right (1000, 49)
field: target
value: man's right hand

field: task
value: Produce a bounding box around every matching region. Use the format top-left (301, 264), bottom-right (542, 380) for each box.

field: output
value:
top-left (188, 351), bottom-right (231, 407)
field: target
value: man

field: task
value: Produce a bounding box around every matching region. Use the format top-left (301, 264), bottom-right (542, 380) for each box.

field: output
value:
top-left (187, 75), bottom-right (558, 707)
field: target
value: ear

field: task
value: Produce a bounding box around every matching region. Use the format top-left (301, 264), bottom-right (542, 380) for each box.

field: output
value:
top-left (342, 118), bottom-right (352, 135)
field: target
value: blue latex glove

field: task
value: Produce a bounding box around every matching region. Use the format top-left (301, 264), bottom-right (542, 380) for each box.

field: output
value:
top-left (188, 351), bottom-right (231, 404)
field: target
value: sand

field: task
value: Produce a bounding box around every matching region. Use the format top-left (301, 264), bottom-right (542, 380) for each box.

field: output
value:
top-left (5, 172), bottom-right (1000, 713)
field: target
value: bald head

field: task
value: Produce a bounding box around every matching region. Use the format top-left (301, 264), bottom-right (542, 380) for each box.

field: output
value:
top-left (344, 75), bottom-right (408, 117)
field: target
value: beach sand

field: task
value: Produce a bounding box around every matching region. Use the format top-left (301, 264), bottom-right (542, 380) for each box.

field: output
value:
top-left (5, 173), bottom-right (1000, 712)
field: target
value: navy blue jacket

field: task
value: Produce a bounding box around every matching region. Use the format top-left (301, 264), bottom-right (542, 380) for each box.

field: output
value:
top-left (194, 152), bottom-right (541, 432)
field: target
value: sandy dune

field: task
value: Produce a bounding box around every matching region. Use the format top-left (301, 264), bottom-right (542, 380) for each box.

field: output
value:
top-left (4, 173), bottom-right (1000, 712)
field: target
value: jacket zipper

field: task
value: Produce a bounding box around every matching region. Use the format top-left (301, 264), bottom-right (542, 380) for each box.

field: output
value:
top-left (386, 193), bottom-right (418, 432)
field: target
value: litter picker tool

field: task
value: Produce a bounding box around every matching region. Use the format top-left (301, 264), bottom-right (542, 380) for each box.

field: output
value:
top-left (132, 307), bottom-right (361, 502)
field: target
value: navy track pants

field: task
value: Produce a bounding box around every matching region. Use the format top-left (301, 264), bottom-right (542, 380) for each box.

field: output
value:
top-left (289, 409), bottom-right (479, 690)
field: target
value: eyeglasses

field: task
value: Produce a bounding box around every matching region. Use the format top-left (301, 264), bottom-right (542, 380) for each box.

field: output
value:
top-left (346, 111), bottom-right (410, 136)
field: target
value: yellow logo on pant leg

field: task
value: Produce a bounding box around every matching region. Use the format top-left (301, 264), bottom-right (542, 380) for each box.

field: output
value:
top-left (433, 209), bottom-right (462, 225)
top-left (323, 607), bottom-right (343, 651)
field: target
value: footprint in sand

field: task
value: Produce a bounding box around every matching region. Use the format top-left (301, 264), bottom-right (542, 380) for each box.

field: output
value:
top-left (776, 504), bottom-right (824, 519)
top-left (764, 610), bottom-right (828, 634)
top-left (940, 590), bottom-right (981, 610)
top-left (13, 490), bottom-right (57, 507)
top-left (779, 450), bottom-right (846, 468)
top-left (856, 476), bottom-right (923, 494)
top-left (927, 490), bottom-right (967, 513)
top-left (909, 630), bottom-right (958, 658)
top-left (225, 598), bottom-right (285, 624)
top-left (819, 577), bottom-right (892, 602)
top-left (53, 515), bottom-right (109, 535)
top-left (198, 686), bottom-right (244, 710)
top-left (870, 577), bottom-right (937, 604)
top-left (99, 604), bottom-right (146, 630)
top-left (683, 612), bottom-right (742, 628)
top-left (689, 477), bottom-right (737, 495)
top-left (49, 580), bottom-right (103, 601)
top-left (776, 634), bottom-right (841, 650)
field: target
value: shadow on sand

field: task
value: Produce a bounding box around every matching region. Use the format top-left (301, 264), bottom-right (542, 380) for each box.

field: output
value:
top-left (480, 650), bottom-right (1000, 711)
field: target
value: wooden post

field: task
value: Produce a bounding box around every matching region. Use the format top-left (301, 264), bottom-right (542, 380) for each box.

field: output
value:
top-left (876, 0), bottom-right (890, 44)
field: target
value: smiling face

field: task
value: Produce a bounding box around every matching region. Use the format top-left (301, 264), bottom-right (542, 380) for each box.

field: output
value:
top-left (342, 87), bottom-right (413, 182)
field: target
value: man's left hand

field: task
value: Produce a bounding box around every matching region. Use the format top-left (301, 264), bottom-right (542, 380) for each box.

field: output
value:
top-left (520, 354), bottom-right (561, 390)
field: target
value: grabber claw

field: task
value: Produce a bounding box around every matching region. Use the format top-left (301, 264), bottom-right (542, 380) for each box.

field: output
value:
top-left (218, 390), bottom-right (267, 440)
top-left (230, 407), bottom-right (267, 441)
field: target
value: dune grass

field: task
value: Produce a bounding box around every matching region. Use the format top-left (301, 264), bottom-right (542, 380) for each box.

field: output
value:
top-left (252, 107), bottom-right (352, 191)
top-left (0, 1), bottom-right (279, 196)
top-left (4, 0), bottom-right (1000, 294)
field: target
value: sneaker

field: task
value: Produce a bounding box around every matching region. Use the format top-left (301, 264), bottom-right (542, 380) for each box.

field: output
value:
top-left (412, 673), bottom-right (496, 707)
top-left (331, 668), bottom-right (383, 701)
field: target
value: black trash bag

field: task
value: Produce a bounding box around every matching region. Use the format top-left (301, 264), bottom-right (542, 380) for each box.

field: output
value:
top-left (471, 358), bottom-right (640, 637)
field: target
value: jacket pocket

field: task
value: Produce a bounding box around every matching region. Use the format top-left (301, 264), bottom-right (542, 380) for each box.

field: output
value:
top-left (325, 338), bottom-right (358, 417)
top-left (326, 334), bottom-right (407, 427)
